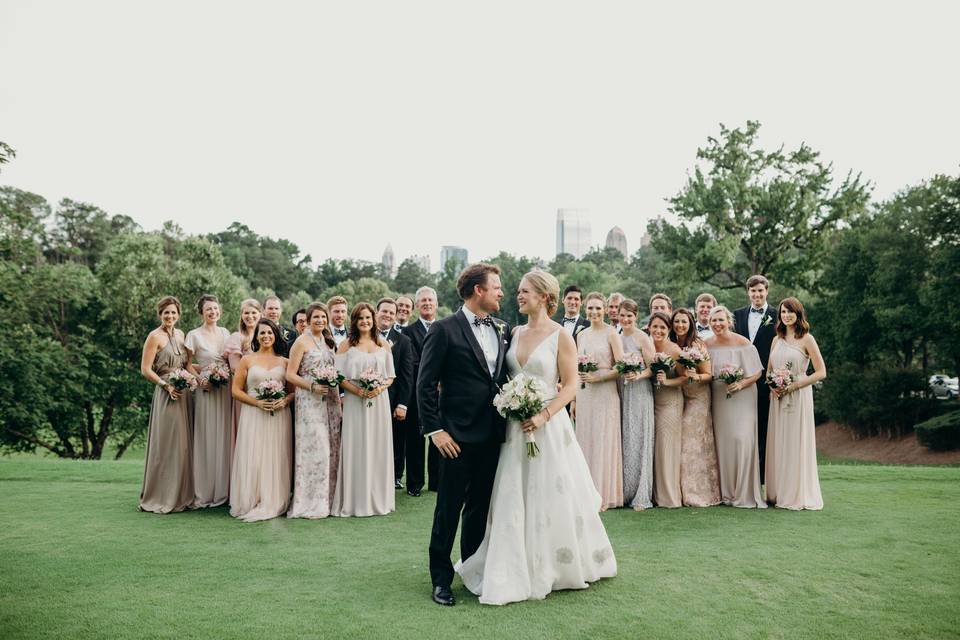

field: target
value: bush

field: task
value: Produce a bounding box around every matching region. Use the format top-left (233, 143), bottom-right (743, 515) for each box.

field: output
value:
top-left (818, 364), bottom-right (937, 438)
top-left (915, 410), bottom-right (960, 451)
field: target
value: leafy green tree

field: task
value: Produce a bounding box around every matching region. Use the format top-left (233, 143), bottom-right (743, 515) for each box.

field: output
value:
top-left (321, 277), bottom-right (394, 309)
top-left (208, 222), bottom-right (313, 298)
top-left (0, 141), bottom-right (14, 173)
top-left (394, 258), bottom-right (436, 298)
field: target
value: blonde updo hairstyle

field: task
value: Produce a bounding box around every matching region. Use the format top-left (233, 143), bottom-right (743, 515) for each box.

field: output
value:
top-left (522, 269), bottom-right (560, 316)
top-left (584, 291), bottom-right (606, 306)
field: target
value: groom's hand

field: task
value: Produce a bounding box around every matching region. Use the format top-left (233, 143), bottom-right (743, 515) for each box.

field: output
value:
top-left (431, 431), bottom-right (461, 459)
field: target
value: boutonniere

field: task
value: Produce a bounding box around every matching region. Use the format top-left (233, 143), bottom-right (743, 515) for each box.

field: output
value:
top-left (493, 321), bottom-right (505, 338)
top-left (387, 339), bottom-right (394, 347)
top-left (760, 315), bottom-right (773, 328)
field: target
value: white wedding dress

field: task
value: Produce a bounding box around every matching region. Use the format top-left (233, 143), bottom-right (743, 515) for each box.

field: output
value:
top-left (456, 329), bottom-right (617, 605)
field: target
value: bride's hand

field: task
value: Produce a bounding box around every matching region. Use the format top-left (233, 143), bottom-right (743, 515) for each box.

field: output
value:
top-left (521, 410), bottom-right (547, 433)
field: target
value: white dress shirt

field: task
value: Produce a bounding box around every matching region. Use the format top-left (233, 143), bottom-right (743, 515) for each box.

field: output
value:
top-left (562, 316), bottom-right (580, 336)
top-left (331, 324), bottom-right (348, 347)
top-left (696, 323), bottom-right (714, 340)
top-left (747, 303), bottom-right (768, 343)
top-left (461, 306), bottom-right (498, 377)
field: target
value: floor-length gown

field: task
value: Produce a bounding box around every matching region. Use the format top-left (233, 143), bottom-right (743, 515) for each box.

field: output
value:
top-left (331, 346), bottom-right (395, 517)
top-left (653, 367), bottom-right (683, 508)
top-left (708, 344), bottom-right (766, 508)
top-left (185, 327), bottom-right (232, 508)
top-left (224, 332), bottom-right (251, 450)
top-left (575, 327), bottom-right (623, 509)
top-left (229, 365), bottom-right (293, 522)
top-left (679, 377), bottom-right (721, 507)
top-left (139, 335), bottom-right (194, 513)
top-left (619, 333), bottom-right (654, 509)
top-left (456, 329), bottom-right (617, 605)
top-left (765, 340), bottom-right (823, 510)
top-left (288, 340), bottom-right (341, 518)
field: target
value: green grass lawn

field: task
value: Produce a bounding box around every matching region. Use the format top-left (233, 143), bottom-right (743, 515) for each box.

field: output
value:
top-left (1, 455), bottom-right (958, 640)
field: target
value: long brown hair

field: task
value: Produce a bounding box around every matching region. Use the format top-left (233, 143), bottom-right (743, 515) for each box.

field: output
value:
top-left (347, 302), bottom-right (385, 347)
top-left (251, 318), bottom-right (282, 353)
top-left (669, 308), bottom-right (698, 349)
top-left (305, 302), bottom-right (336, 350)
top-left (776, 297), bottom-right (810, 339)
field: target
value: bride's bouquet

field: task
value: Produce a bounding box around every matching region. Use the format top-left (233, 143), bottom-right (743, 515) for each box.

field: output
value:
top-left (254, 379), bottom-right (286, 415)
top-left (493, 373), bottom-right (548, 458)
top-left (577, 354), bottom-right (599, 389)
top-left (649, 353), bottom-right (676, 390)
top-left (676, 345), bottom-right (709, 384)
top-left (716, 364), bottom-right (745, 399)
top-left (199, 362), bottom-right (231, 389)
top-left (614, 352), bottom-right (645, 383)
top-left (356, 368), bottom-right (386, 407)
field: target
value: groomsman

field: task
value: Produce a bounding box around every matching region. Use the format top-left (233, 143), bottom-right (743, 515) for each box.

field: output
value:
top-left (326, 296), bottom-right (349, 347)
top-left (733, 274), bottom-right (777, 486)
top-left (376, 298), bottom-right (415, 492)
top-left (395, 295), bottom-right (414, 332)
top-left (291, 308), bottom-right (308, 336)
top-left (405, 285), bottom-right (440, 494)
top-left (559, 285), bottom-right (589, 339)
top-left (695, 293), bottom-right (716, 339)
top-left (643, 293), bottom-right (673, 332)
top-left (263, 296), bottom-right (294, 357)
top-left (607, 292), bottom-right (625, 333)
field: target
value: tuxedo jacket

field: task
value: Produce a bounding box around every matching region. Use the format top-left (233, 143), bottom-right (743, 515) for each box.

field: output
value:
top-left (733, 304), bottom-right (777, 368)
top-left (275, 324), bottom-right (295, 358)
top-left (558, 315), bottom-right (590, 341)
top-left (385, 327), bottom-right (414, 411)
top-left (402, 320), bottom-right (429, 424)
top-left (417, 309), bottom-right (511, 443)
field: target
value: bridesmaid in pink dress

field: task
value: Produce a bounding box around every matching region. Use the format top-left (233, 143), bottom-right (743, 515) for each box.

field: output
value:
top-left (224, 299), bottom-right (262, 451)
top-left (765, 297), bottom-right (826, 510)
top-left (573, 291), bottom-right (625, 511)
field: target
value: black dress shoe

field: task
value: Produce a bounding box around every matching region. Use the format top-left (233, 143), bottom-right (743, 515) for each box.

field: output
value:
top-left (432, 586), bottom-right (455, 606)
top-left (407, 488), bottom-right (421, 497)
top-left (395, 479), bottom-right (403, 490)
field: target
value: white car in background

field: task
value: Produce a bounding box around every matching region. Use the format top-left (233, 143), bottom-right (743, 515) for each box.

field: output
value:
top-left (928, 375), bottom-right (959, 399)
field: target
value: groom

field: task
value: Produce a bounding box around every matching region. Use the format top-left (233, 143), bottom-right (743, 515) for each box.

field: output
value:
top-left (417, 263), bottom-right (511, 606)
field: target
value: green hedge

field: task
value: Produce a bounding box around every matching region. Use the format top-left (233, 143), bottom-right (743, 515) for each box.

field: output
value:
top-left (915, 410), bottom-right (960, 451)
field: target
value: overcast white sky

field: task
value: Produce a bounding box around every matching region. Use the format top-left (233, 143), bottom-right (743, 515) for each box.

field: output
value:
top-left (2, 1), bottom-right (958, 269)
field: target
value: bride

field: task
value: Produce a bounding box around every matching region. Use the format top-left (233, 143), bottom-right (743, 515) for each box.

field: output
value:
top-left (456, 269), bottom-right (617, 605)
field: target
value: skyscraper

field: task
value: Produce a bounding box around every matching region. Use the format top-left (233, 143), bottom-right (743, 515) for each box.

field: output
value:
top-left (440, 245), bottom-right (468, 273)
top-left (409, 254), bottom-right (431, 272)
top-left (381, 243), bottom-right (396, 277)
top-left (605, 226), bottom-right (628, 259)
top-left (556, 209), bottom-right (592, 258)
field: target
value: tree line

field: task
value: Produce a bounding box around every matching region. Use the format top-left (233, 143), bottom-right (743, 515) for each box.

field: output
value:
top-left (1, 122), bottom-right (957, 458)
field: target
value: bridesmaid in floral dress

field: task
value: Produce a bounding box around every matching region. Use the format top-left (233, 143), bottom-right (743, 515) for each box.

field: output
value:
top-left (286, 302), bottom-right (343, 518)
top-left (138, 296), bottom-right (194, 514)
top-left (617, 299), bottom-right (656, 511)
top-left (765, 297), bottom-right (825, 510)
top-left (648, 312), bottom-right (684, 508)
top-left (671, 308), bottom-right (721, 507)
top-left (184, 294), bottom-right (232, 508)
top-left (574, 291), bottom-right (625, 510)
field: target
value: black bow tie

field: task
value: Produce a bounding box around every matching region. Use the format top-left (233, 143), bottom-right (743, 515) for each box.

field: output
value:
top-left (751, 307), bottom-right (765, 314)
top-left (334, 328), bottom-right (346, 336)
top-left (562, 317), bottom-right (578, 325)
top-left (697, 324), bottom-right (709, 331)
top-left (473, 316), bottom-right (493, 327)
top-left (380, 331), bottom-right (389, 339)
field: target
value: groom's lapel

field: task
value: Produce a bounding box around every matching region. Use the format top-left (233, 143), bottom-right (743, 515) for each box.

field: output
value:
top-left (493, 320), bottom-right (507, 380)
top-left (455, 309), bottom-right (492, 378)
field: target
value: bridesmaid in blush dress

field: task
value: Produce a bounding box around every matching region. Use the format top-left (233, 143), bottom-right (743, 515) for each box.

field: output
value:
top-left (765, 297), bottom-right (825, 510)
top-left (573, 291), bottom-right (625, 511)
top-left (138, 296), bottom-right (194, 514)
top-left (332, 303), bottom-right (396, 517)
top-left (671, 308), bottom-right (721, 507)
top-left (617, 299), bottom-right (656, 511)
top-left (224, 299), bottom-right (262, 450)
top-left (286, 302), bottom-right (342, 518)
top-left (229, 318), bottom-right (294, 522)
top-left (184, 294), bottom-right (232, 508)
top-left (706, 306), bottom-right (766, 509)
top-left (648, 312), bottom-right (685, 508)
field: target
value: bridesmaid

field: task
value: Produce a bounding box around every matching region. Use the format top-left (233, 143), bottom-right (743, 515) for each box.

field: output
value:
top-left (332, 303), bottom-right (396, 517)
top-left (138, 296), bottom-right (194, 513)
top-left (671, 308), bottom-right (721, 507)
top-left (224, 298), bottom-right (262, 447)
top-left (705, 306), bottom-right (766, 508)
top-left (286, 302), bottom-right (342, 518)
top-left (229, 318), bottom-right (294, 522)
top-left (574, 291), bottom-right (625, 511)
top-left (617, 299), bottom-right (656, 511)
top-left (184, 294), bottom-right (232, 509)
top-left (648, 312), bottom-right (684, 508)
top-left (765, 297), bottom-right (826, 510)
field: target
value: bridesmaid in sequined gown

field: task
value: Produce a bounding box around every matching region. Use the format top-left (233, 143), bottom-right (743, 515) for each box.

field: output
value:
top-left (765, 297), bottom-right (826, 510)
top-left (138, 296), bottom-right (194, 514)
top-left (617, 299), bottom-right (656, 511)
top-left (648, 312), bottom-right (684, 508)
top-left (286, 302), bottom-right (342, 518)
top-left (671, 308), bottom-right (721, 507)
top-left (574, 292), bottom-right (625, 510)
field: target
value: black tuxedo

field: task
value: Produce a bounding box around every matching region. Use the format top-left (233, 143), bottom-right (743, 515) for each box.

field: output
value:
top-left (402, 319), bottom-right (437, 492)
top-left (417, 309), bottom-right (511, 589)
top-left (274, 324), bottom-right (295, 358)
top-left (382, 327), bottom-right (416, 487)
top-left (734, 303), bottom-right (777, 484)
top-left (559, 315), bottom-right (590, 341)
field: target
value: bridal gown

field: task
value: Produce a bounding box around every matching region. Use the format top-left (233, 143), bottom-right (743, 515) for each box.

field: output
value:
top-left (456, 329), bottom-right (617, 605)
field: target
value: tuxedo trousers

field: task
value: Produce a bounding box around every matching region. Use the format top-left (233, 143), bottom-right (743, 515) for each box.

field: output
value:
top-left (428, 440), bottom-right (500, 589)
top-left (392, 416), bottom-right (426, 492)
top-left (756, 380), bottom-right (771, 485)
